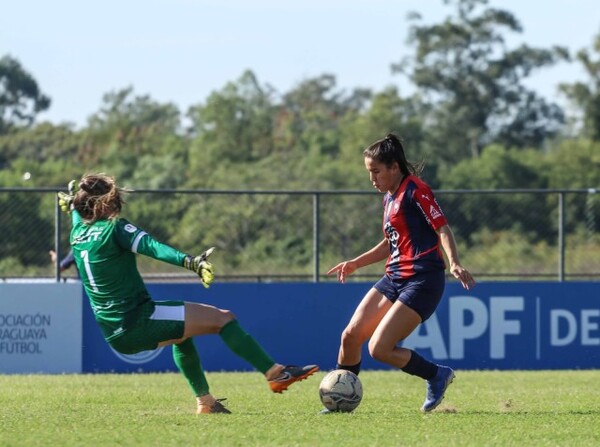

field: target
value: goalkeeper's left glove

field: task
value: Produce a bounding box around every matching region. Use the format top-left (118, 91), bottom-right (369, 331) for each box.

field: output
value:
top-left (57, 180), bottom-right (77, 213)
top-left (183, 247), bottom-right (216, 288)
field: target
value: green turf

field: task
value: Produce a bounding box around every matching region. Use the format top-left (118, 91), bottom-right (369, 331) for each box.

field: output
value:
top-left (1, 370), bottom-right (599, 446)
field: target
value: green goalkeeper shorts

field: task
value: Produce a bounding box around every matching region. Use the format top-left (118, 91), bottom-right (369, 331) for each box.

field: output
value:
top-left (107, 300), bottom-right (186, 354)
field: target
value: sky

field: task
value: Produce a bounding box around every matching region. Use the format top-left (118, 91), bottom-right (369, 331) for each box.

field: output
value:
top-left (2, 0), bottom-right (599, 129)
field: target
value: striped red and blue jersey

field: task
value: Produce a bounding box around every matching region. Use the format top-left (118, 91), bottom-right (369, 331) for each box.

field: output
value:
top-left (382, 175), bottom-right (447, 279)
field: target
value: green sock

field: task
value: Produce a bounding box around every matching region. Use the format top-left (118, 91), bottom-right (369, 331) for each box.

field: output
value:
top-left (172, 338), bottom-right (210, 397)
top-left (219, 320), bottom-right (276, 374)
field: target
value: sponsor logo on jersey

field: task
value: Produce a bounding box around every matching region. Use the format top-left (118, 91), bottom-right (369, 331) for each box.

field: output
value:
top-left (430, 205), bottom-right (442, 220)
top-left (124, 224), bottom-right (138, 233)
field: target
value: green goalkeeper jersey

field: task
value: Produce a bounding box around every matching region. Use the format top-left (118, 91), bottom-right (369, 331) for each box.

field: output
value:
top-left (70, 210), bottom-right (187, 341)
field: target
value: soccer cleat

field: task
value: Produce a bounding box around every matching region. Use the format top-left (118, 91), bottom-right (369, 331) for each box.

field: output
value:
top-left (421, 366), bottom-right (455, 412)
top-left (197, 398), bottom-right (232, 414)
top-left (269, 364), bottom-right (319, 393)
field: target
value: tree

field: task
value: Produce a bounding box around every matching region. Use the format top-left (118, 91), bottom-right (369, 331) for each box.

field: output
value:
top-left (81, 87), bottom-right (184, 179)
top-left (559, 30), bottom-right (600, 140)
top-left (0, 55), bottom-right (51, 135)
top-left (546, 139), bottom-right (600, 235)
top-left (187, 70), bottom-right (276, 172)
top-left (338, 86), bottom-right (427, 186)
top-left (395, 0), bottom-right (568, 164)
top-left (273, 75), bottom-right (373, 188)
top-left (440, 145), bottom-right (554, 243)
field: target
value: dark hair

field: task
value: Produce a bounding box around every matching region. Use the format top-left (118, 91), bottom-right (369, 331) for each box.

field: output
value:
top-left (362, 133), bottom-right (423, 176)
top-left (73, 173), bottom-right (125, 223)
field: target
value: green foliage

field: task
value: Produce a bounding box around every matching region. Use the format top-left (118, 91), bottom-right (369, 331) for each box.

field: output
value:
top-left (81, 86), bottom-right (184, 176)
top-left (466, 229), bottom-right (557, 278)
top-left (559, 30), bottom-right (600, 140)
top-left (0, 190), bottom-right (53, 267)
top-left (0, 122), bottom-right (80, 170)
top-left (398, 0), bottom-right (568, 164)
top-left (439, 146), bottom-right (555, 243)
top-left (547, 139), bottom-right (600, 189)
top-left (2, 2), bottom-right (600, 280)
top-left (545, 139), bottom-right (600, 234)
top-left (0, 54), bottom-right (51, 135)
top-left (187, 71), bottom-right (276, 169)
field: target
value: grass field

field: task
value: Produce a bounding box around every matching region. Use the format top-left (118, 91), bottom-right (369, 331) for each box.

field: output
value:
top-left (1, 370), bottom-right (599, 446)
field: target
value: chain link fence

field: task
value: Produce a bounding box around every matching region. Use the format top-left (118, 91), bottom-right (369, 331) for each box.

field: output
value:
top-left (1, 187), bottom-right (598, 282)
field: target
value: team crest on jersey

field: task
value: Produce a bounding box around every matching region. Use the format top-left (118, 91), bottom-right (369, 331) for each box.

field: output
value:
top-left (430, 205), bottom-right (442, 219)
top-left (124, 224), bottom-right (137, 233)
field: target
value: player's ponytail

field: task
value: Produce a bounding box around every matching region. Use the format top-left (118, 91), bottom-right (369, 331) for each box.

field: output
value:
top-left (73, 173), bottom-right (125, 223)
top-left (363, 133), bottom-right (423, 177)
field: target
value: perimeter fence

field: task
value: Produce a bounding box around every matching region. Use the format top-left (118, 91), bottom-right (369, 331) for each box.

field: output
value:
top-left (0, 187), bottom-right (598, 282)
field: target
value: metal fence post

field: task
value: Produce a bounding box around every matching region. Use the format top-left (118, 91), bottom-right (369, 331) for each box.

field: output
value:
top-left (313, 193), bottom-right (320, 283)
top-left (558, 192), bottom-right (565, 282)
top-left (54, 193), bottom-right (61, 282)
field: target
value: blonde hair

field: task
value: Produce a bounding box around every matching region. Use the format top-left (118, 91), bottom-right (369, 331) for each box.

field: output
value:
top-left (73, 173), bottom-right (126, 223)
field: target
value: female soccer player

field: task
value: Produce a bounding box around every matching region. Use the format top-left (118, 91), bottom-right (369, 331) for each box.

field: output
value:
top-left (58, 173), bottom-right (318, 414)
top-left (326, 133), bottom-right (475, 412)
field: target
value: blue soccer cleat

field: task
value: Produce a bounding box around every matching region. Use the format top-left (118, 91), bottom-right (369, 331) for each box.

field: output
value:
top-left (421, 366), bottom-right (455, 412)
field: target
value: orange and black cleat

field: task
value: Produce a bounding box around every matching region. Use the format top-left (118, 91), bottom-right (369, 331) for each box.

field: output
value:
top-left (269, 364), bottom-right (319, 393)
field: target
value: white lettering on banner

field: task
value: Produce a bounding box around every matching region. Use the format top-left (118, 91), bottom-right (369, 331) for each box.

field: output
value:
top-left (551, 309), bottom-right (600, 346)
top-left (400, 314), bottom-right (448, 359)
top-left (403, 296), bottom-right (525, 360)
top-left (449, 296), bottom-right (488, 359)
top-left (490, 297), bottom-right (524, 359)
top-left (581, 310), bottom-right (600, 345)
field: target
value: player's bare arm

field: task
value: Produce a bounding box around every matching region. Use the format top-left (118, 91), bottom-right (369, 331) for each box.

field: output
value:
top-left (437, 225), bottom-right (475, 290)
top-left (327, 239), bottom-right (389, 283)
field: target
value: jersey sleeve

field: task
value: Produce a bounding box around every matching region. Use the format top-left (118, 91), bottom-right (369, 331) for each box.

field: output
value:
top-left (60, 250), bottom-right (76, 269)
top-left (71, 210), bottom-right (83, 225)
top-left (412, 183), bottom-right (448, 230)
top-left (114, 218), bottom-right (187, 267)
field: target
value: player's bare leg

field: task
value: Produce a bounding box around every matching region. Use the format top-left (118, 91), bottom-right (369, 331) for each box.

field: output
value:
top-left (368, 301), bottom-right (454, 412)
top-left (337, 288), bottom-right (392, 371)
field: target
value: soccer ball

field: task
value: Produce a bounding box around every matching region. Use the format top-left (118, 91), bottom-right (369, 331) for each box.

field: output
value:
top-left (319, 369), bottom-right (363, 412)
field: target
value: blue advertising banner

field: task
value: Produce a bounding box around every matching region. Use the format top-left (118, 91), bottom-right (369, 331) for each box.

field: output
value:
top-left (0, 282), bottom-right (82, 373)
top-left (81, 282), bottom-right (600, 373)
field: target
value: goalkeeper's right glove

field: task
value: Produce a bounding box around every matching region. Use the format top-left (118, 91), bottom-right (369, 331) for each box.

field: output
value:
top-left (183, 247), bottom-right (216, 288)
top-left (57, 180), bottom-right (77, 213)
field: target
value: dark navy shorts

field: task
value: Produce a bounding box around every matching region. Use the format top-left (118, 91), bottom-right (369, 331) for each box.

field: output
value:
top-left (374, 270), bottom-right (446, 321)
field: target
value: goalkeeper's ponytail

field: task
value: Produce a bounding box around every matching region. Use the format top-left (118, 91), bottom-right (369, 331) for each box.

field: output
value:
top-left (74, 173), bottom-right (126, 223)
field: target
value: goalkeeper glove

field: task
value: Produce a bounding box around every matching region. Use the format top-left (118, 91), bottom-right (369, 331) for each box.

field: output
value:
top-left (183, 247), bottom-right (216, 288)
top-left (57, 180), bottom-right (77, 213)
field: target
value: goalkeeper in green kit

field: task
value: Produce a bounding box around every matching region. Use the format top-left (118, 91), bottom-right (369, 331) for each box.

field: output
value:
top-left (58, 173), bottom-right (318, 414)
